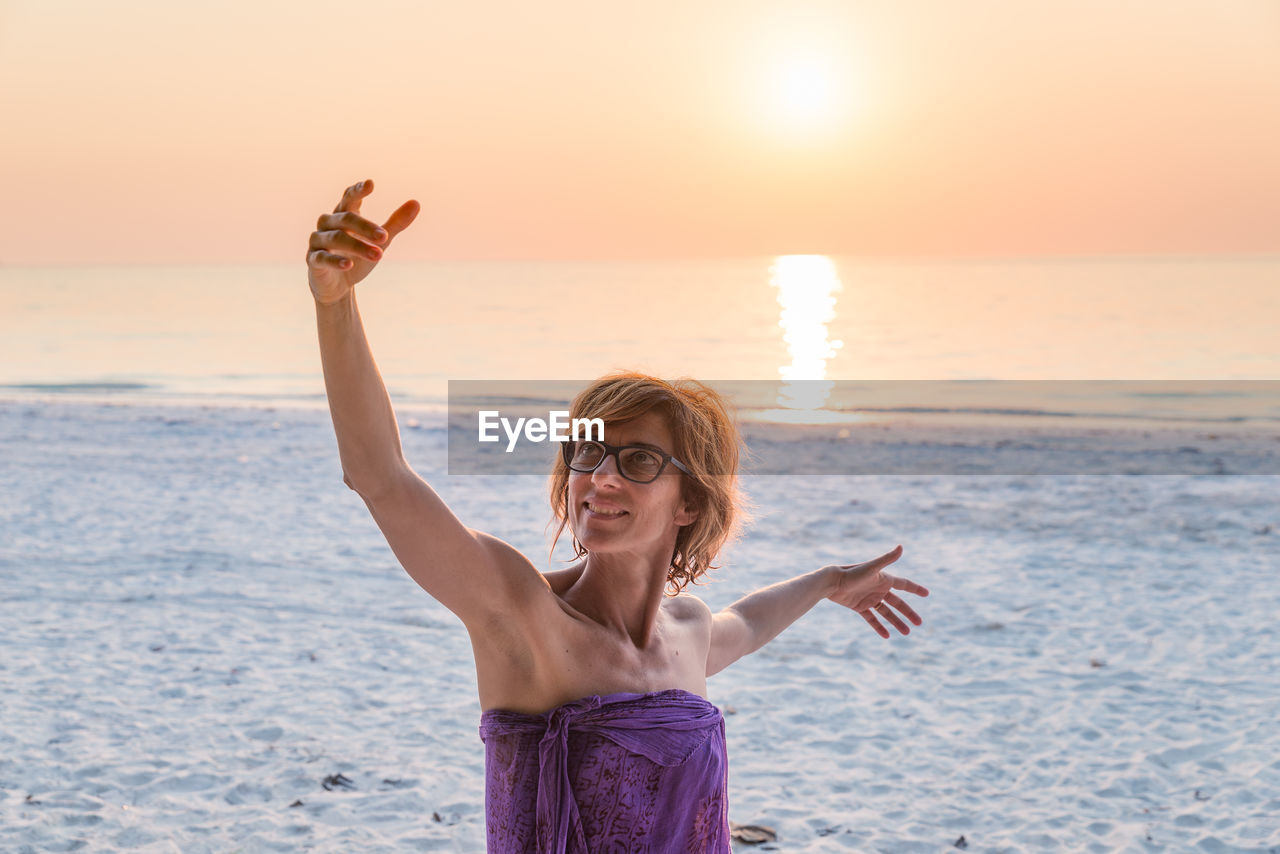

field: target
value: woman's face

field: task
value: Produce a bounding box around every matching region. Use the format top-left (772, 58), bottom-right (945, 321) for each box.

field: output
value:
top-left (566, 410), bottom-right (697, 560)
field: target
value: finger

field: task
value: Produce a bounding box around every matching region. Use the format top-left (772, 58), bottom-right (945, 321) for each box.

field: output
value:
top-left (851, 595), bottom-right (883, 612)
top-left (309, 229), bottom-right (383, 262)
top-left (306, 249), bottom-right (353, 270)
top-left (839, 545), bottom-right (901, 571)
top-left (846, 544), bottom-right (902, 572)
top-left (334, 179), bottom-right (374, 215)
top-left (381, 199), bottom-right (420, 241)
top-left (876, 602), bottom-right (910, 635)
top-left (316, 211), bottom-right (387, 245)
top-left (884, 593), bottom-right (923, 626)
top-left (891, 576), bottom-right (929, 597)
top-left (878, 544), bottom-right (904, 565)
top-left (859, 609), bottom-right (890, 639)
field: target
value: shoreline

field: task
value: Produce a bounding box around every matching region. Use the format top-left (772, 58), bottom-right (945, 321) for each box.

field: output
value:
top-left (8, 393), bottom-right (1279, 476)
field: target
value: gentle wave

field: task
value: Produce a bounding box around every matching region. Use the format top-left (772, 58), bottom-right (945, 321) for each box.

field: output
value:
top-left (776, 404), bottom-right (1272, 425)
top-left (0, 381), bottom-right (159, 393)
top-left (4, 381), bottom-right (1278, 430)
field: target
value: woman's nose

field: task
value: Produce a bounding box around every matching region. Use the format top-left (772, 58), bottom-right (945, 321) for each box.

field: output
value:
top-left (591, 453), bottom-right (624, 482)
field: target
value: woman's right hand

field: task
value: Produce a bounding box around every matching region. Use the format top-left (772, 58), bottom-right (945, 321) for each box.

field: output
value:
top-left (307, 179), bottom-right (420, 305)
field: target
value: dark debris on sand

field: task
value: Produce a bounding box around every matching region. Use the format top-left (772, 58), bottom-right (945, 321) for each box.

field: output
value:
top-left (321, 772), bottom-right (355, 791)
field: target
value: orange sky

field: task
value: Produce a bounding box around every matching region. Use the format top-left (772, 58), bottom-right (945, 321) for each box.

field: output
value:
top-left (2, 0), bottom-right (1278, 264)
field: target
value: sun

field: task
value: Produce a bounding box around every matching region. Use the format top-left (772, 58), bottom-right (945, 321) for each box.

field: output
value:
top-left (728, 17), bottom-right (870, 146)
top-left (774, 58), bottom-right (836, 125)
top-left (753, 49), bottom-right (859, 143)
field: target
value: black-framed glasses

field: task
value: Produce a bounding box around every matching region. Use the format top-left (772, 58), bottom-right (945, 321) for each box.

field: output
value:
top-left (561, 440), bottom-right (690, 484)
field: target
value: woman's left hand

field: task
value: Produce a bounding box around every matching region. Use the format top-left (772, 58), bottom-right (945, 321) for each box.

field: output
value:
top-left (826, 545), bottom-right (929, 639)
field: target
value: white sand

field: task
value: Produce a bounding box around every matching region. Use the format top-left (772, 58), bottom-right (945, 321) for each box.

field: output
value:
top-left (2, 399), bottom-right (1278, 852)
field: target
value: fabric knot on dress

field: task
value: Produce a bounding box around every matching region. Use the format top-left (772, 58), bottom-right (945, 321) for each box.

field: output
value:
top-left (535, 696), bottom-right (604, 852)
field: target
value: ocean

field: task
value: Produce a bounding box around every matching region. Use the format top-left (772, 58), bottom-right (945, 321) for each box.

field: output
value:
top-left (3, 255), bottom-right (1278, 408)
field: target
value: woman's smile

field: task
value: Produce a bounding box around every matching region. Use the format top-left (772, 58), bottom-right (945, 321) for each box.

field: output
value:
top-left (584, 500), bottom-right (629, 519)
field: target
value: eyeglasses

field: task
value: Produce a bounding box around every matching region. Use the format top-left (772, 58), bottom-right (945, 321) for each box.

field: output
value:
top-left (561, 440), bottom-right (690, 484)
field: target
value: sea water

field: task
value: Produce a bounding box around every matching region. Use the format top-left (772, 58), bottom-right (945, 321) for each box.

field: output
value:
top-left (2, 255), bottom-right (1278, 407)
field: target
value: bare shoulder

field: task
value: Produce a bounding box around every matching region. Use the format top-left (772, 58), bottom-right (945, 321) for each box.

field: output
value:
top-left (470, 528), bottom-right (536, 569)
top-left (467, 529), bottom-right (557, 602)
top-left (664, 594), bottom-right (713, 685)
top-left (666, 591), bottom-right (713, 628)
top-left (540, 562), bottom-right (586, 597)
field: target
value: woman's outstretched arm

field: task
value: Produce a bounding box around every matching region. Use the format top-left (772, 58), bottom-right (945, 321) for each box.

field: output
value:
top-left (706, 545), bottom-right (928, 677)
top-left (308, 180), bottom-right (550, 628)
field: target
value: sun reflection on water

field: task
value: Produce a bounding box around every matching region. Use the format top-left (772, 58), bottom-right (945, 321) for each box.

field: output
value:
top-left (770, 255), bottom-right (844, 415)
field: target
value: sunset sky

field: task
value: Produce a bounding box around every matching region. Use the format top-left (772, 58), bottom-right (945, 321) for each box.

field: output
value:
top-left (2, 0), bottom-right (1278, 264)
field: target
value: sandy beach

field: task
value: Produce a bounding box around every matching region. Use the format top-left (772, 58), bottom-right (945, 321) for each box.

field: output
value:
top-left (2, 398), bottom-right (1278, 852)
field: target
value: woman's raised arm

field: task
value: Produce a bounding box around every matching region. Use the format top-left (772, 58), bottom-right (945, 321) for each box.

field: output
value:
top-left (307, 180), bottom-right (547, 626)
top-left (309, 179), bottom-right (418, 493)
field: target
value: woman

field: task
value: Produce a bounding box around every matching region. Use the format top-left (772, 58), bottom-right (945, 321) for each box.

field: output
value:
top-left (306, 180), bottom-right (929, 852)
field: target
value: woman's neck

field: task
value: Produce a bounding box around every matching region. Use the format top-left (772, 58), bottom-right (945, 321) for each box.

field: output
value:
top-left (563, 550), bottom-right (673, 649)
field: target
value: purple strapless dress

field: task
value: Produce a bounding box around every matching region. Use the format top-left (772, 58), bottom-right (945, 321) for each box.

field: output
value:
top-left (478, 688), bottom-right (731, 853)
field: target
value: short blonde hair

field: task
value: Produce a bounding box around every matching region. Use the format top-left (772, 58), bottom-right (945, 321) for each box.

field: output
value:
top-left (548, 371), bottom-right (749, 593)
